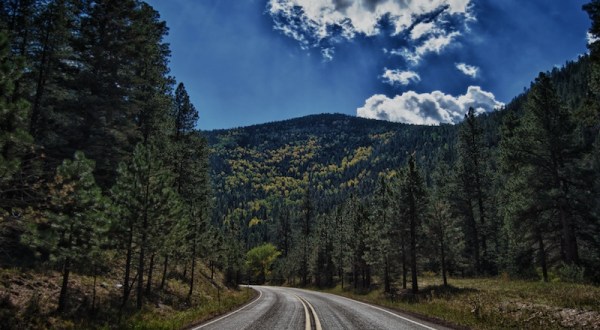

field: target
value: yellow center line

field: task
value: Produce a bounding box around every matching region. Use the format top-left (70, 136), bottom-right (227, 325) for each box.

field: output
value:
top-left (293, 293), bottom-right (312, 330)
top-left (296, 294), bottom-right (322, 330)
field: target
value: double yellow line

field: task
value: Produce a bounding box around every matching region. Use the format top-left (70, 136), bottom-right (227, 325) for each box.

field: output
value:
top-left (294, 293), bottom-right (322, 330)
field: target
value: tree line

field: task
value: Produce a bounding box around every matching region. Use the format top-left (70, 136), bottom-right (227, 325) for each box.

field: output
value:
top-left (0, 0), bottom-right (216, 314)
top-left (225, 2), bottom-right (600, 290)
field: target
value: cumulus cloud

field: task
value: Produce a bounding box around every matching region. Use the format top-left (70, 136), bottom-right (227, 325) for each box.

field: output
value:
top-left (267, 0), bottom-right (472, 60)
top-left (357, 86), bottom-right (504, 125)
top-left (381, 69), bottom-right (420, 86)
top-left (455, 62), bottom-right (479, 78)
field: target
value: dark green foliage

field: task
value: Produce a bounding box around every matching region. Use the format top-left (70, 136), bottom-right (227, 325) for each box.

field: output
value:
top-left (0, 0), bottom-right (218, 324)
top-left (397, 154), bottom-right (428, 294)
top-left (24, 151), bottom-right (107, 312)
top-left (111, 142), bottom-right (182, 309)
top-left (0, 30), bottom-right (31, 192)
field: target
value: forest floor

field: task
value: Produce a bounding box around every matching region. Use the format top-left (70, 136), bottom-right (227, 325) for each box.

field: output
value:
top-left (0, 262), bottom-right (254, 329)
top-left (315, 276), bottom-right (600, 330)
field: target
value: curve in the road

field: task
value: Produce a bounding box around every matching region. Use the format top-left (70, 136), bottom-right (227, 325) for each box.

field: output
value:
top-left (192, 286), bottom-right (448, 330)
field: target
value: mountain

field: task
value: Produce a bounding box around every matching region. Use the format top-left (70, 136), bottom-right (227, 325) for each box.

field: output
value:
top-left (205, 55), bottom-right (592, 228)
top-left (207, 112), bottom-right (489, 225)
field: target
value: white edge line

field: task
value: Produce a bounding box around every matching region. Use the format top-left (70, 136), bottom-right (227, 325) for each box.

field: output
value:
top-left (292, 288), bottom-right (437, 330)
top-left (192, 287), bottom-right (263, 329)
top-left (293, 293), bottom-right (312, 330)
top-left (334, 293), bottom-right (438, 330)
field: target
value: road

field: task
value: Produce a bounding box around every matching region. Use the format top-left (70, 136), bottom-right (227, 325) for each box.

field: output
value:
top-left (192, 286), bottom-right (449, 330)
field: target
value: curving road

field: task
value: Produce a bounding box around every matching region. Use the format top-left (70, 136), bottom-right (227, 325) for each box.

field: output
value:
top-left (192, 286), bottom-right (449, 330)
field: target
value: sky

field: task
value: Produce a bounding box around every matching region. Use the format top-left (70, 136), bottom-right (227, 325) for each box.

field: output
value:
top-left (144, 0), bottom-right (591, 130)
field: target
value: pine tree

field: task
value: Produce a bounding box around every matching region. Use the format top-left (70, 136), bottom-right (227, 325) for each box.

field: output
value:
top-left (427, 164), bottom-right (464, 286)
top-left (25, 151), bottom-right (107, 312)
top-left (397, 154), bottom-right (427, 294)
top-left (364, 176), bottom-right (395, 293)
top-left (0, 30), bottom-right (31, 193)
top-left (454, 107), bottom-right (493, 274)
top-left (111, 142), bottom-right (180, 309)
top-left (501, 73), bottom-right (584, 268)
top-left (311, 212), bottom-right (335, 288)
top-left (299, 180), bottom-right (313, 286)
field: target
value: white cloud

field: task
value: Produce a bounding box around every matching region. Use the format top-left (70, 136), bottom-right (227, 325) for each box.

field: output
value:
top-left (399, 31), bottom-right (460, 64)
top-left (381, 69), bottom-right (420, 86)
top-left (267, 0), bottom-right (473, 59)
top-left (455, 62), bottom-right (479, 78)
top-left (357, 86), bottom-right (503, 125)
top-left (588, 32), bottom-right (599, 45)
top-left (410, 21), bottom-right (437, 40)
top-left (321, 47), bottom-right (335, 61)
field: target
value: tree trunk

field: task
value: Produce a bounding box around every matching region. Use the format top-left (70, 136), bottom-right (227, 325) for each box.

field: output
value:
top-left (30, 24), bottom-right (51, 137)
top-left (57, 257), bottom-right (71, 313)
top-left (137, 164), bottom-right (151, 310)
top-left (467, 200), bottom-right (481, 275)
top-left (558, 203), bottom-right (579, 265)
top-left (136, 235), bottom-right (145, 310)
top-left (384, 258), bottom-right (390, 293)
top-left (122, 224), bottom-right (133, 307)
top-left (441, 235), bottom-right (447, 287)
top-left (410, 202), bottom-right (418, 294)
top-left (401, 237), bottom-right (407, 290)
top-left (146, 253), bottom-right (155, 294)
top-left (160, 255), bottom-right (169, 290)
top-left (537, 230), bottom-right (548, 282)
top-left (188, 243), bottom-right (196, 299)
top-left (92, 265), bottom-right (97, 313)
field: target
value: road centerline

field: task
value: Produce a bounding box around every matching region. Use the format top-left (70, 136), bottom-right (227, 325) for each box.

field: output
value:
top-left (293, 293), bottom-right (312, 330)
top-left (296, 294), bottom-right (323, 330)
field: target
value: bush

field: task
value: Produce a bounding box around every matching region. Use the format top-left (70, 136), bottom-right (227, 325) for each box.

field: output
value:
top-left (556, 263), bottom-right (585, 283)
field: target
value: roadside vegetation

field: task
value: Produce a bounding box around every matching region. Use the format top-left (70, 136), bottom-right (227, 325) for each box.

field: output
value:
top-left (0, 263), bottom-right (254, 329)
top-left (320, 275), bottom-right (600, 330)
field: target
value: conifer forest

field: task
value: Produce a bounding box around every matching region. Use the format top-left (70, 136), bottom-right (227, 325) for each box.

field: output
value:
top-left (0, 0), bottom-right (600, 329)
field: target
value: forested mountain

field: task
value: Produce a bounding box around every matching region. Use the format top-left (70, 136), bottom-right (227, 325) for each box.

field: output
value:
top-left (207, 113), bottom-right (455, 221)
top-left (206, 54), bottom-right (600, 289)
top-left (1, 0), bottom-right (600, 328)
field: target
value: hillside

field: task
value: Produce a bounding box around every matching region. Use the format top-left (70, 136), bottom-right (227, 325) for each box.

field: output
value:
top-left (206, 114), bottom-right (457, 223)
top-left (205, 54), bottom-right (599, 288)
top-left (205, 55), bottom-right (591, 232)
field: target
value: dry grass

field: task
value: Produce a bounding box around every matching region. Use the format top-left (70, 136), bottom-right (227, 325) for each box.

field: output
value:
top-left (318, 276), bottom-right (600, 330)
top-left (0, 263), bottom-right (255, 329)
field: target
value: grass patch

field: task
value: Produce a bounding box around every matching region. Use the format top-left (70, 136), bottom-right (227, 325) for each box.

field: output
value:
top-left (124, 287), bottom-right (255, 330)
top-left (0, 264), bottom-right (256, 329)
top-left (316, 276), bottom-right (600, 330)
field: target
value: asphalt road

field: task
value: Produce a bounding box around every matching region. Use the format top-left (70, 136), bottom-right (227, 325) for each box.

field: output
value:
top-left (192, 286), bottom-right (449, 330)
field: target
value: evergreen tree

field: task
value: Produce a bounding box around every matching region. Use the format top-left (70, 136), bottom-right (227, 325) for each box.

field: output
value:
top-left (0, 30), bottom-right (31, 195)
top-left (311, 212), bottom-right (335, 288)
top-left (501, 73), bottom-right (585, 268)
top-left (454, 107), bottom-right (493, 274)
top-left (397, 154), bottom-right (427, 294)
top-left (24, 151), bottom-right (107, 312)
top-left (111, 142), bottom-right (180, 309)
top-left (427, 165), bottom-right (464, 286)
top-left (364, 176), bottom-right (395, 293)
top-left (298, 180), bottom-right (313, 286)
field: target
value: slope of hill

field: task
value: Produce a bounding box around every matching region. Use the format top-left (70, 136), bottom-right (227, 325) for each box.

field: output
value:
top-left (206, 114), bottom-right (457, 225)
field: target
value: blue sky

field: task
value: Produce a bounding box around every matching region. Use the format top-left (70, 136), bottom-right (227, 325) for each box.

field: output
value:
top-left (145, 0), bottom-right (591, 130)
